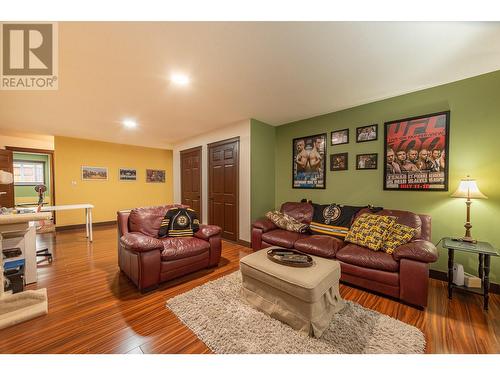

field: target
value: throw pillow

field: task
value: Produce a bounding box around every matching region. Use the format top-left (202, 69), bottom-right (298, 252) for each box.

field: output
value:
top-left (158, 208), bottom-right (200, 238)
top-left (265, 210), bottom-right (308, 233)
top-left (309, 203), bottom-right (383, 239)
top-left (345, 213), bottom-right (396, 251)
top-left (382, 223), bottom-right (417, 254)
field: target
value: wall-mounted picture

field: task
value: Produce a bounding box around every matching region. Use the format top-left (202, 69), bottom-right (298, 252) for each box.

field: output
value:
top-left (356, 124), bottom-right (378, 143)
top-left (330, 153), bottom-right (348, 171)
top-left (292, 133), bottom-right (326, 189)
top-left (119, 168), bottom-right (137, 181)
top-left (331, 129), bottom-right (349, 145)
top-left (146, 169), bottom-right (166, 183)
top-left (81, 166), bottom-right (108, 180)
top-left (384, 111), bottom-right (450, 191)
top-left (356, 153), bottom-right (378, 170)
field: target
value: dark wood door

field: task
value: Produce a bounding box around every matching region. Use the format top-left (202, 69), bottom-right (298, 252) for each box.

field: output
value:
top-left (208, 138), bottom-right (239, 241)
top-left (0, 149), bottom-right (14, 208)
top-left (180, 146), bottom-right (202, 217)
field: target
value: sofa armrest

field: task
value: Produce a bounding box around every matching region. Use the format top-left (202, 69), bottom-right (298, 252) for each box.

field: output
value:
top-left (117, 210), bottom-right (131, 237)
top-left (120, 232), bottom-right (163, 253)
top-left (252, 218), bottom-right (277, 233)
top-left (194, 225), bottom-right (222, 240)
top-left (392, 240), bottom-right (438, 263)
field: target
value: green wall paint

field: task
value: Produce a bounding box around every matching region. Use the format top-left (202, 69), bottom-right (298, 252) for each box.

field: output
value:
top-left (274, 70), bottom-right (500, 283)
top-left (13, 152), bottom-right (51, 204)
top-left (251, 118), bottom-right (276, 222)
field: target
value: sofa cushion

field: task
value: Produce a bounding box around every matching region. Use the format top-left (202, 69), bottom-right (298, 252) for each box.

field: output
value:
top-left (280, 202), bottom-right (314, 224)
top-left (261, 229), bottom-right (308, 249)
top-left (345, 213), bottom-right (396, 251)
top-left (129, 204), bottom-right (186, 237)
top-left (160, 237), bottom-right (209, 261)
top-left (266, 210), bottom-right (308, 233)
top-left (294, 235), bottom-right (344, 258)
top-left (382, 223), bottom-right (417, 254)
top-left (339, 261), bottom-right (400, 287)
top-left (336, 243), bottom-right (399, 272)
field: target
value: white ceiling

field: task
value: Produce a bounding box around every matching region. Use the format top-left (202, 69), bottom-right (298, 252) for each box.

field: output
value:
top-left (1, 22), bottom-right (500, 148)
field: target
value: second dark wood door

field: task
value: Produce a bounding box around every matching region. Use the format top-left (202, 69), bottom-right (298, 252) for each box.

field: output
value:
top-left (0, 149), bottom-right (14, 208)
top-left (180, 146), bottom-right (202, 217)
top-left (208, 138), bottom-right (239, 241)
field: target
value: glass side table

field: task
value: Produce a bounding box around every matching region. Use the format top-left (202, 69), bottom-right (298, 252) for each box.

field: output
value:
top-left (442, 237), bottom-right (499, 310)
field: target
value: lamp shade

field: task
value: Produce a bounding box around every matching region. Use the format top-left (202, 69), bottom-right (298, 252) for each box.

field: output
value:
top-left (451, 176), bottom-right (487, 199)
top-left (0, 170), bottom-right (13, 185)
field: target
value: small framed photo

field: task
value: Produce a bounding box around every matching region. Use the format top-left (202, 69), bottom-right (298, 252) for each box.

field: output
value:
top-left (356, 153), bottom-right (378, 170)
top-left (356, 124), bottom-right (378, 143)
top-left (119, 168), bottom-right (137, 181)
top-left (81, 166), bottom-right (108, 180)
top-left (146, 169), bottom-right (166, 183)
top-left (330, 129), bottom-right (349, 145)
top-left (330, 153), bottom-right (348, 171)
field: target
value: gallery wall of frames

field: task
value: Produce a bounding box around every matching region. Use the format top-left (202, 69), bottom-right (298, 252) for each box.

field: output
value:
top-left (81, 166), bottom-right (167, 183)
top-left (292, 111), bottom-right (450, 191)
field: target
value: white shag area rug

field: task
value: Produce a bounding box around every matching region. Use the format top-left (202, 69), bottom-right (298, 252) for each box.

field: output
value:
top-left (166, 271), bottom-right (426, 354)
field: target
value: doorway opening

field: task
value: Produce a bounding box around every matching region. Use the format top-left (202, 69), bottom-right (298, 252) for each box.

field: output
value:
top-left (6, 147), bottom-right (55, 220)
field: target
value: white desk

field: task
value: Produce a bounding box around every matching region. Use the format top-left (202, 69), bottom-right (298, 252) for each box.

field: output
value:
top-left (41, 204), bottom-right (94, 242)
top-left (21, 204), bottom-right (95, 242)
top-left (1, 213), bottom-right (51, 329)
top-left (0, 212), bottom-right (51, 285)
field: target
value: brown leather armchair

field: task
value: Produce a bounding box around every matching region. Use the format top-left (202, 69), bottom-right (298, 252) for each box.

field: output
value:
top-left (118, 205), bottom-right (222, 292)
top-left (252, 202), bottom-right (438, 308)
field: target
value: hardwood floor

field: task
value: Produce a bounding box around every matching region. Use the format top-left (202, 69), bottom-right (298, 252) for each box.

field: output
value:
top-left (0, 225), bottom-right (498, 354)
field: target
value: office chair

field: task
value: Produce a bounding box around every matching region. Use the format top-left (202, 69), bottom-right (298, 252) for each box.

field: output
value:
top-left (34, 185), bottom-right (53, 263)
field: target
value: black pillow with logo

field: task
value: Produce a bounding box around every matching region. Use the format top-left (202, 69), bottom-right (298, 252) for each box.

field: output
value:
top-left (309, 203), bottom-right (382, 239)
top-left (158, 208), bottom-right (200, 238)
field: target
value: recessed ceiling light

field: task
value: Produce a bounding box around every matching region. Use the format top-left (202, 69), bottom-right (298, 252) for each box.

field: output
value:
top-left (122, 119), bottom-right (137, 129)
top-left (170, 73), bottom-right (190, 86)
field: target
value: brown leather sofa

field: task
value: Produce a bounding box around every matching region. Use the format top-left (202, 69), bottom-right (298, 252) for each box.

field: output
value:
top-left (118, 205), bottom-right (222, 292)
top-left (252, 202), bottom-right (438, 308)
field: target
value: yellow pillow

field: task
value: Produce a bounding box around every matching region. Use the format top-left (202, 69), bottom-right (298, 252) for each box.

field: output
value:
top-left (345, 213), bottom-right (396, 251)
top-left (382, 223), bottom-right (417, 254)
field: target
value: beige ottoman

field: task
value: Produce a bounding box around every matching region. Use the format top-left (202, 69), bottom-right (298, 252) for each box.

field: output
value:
top-left (240, 248), bottom-right (344, 338)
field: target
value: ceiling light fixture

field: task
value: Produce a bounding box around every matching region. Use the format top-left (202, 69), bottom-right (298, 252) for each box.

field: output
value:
top-left (170, 73), bottom-right (190, 86)
top-left (122, 119), bottom-right (137, 129)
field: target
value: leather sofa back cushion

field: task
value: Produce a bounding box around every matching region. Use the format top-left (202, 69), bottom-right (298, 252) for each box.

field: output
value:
top-left (129, 204), bottom-right (187, 237)
top-left (356, 208), bottom-right (423, 239)
top-left (280, 202), bottom-right (314, 224)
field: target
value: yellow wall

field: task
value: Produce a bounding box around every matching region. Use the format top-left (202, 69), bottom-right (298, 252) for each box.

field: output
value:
top-left (54, 136), bottom-right (173, 226)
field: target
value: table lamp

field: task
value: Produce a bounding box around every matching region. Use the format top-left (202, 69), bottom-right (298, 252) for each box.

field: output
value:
top-left (451, 175), bottom-right (487, 243)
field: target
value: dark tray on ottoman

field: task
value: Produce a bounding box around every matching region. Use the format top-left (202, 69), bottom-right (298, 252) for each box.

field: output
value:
top-left (266, 247), bottom-right (314, 268)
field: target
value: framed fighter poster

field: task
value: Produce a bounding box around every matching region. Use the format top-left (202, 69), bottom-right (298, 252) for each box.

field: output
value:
top-left (292, 133), bottom-right (327, 189)
top-left (384, 111), bottom-right (450, 191)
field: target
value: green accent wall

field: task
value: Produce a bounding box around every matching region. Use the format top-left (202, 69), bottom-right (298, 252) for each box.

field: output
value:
top-left (13, 152), bottom-right (51, 205)
top-left (251, 119), bottom-right (276, 222)
top-left (274, 70), bottom-right (500, 283)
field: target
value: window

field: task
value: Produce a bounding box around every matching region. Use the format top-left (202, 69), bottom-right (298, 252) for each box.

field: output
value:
top-left (13, 160), bottom-right (45, 185)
